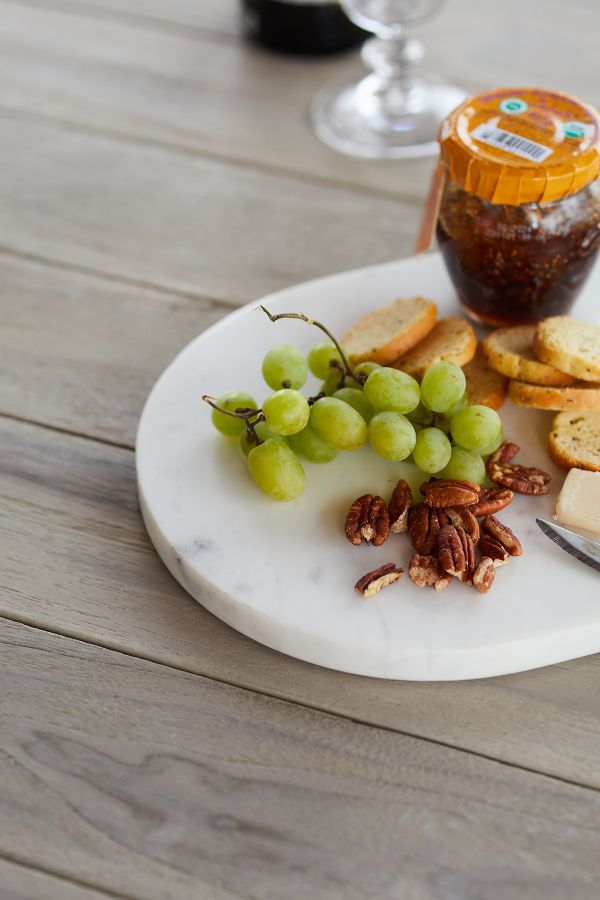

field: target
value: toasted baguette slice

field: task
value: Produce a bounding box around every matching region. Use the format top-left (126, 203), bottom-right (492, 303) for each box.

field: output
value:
top-left (549, 412), bottom-right (600, 471)
top-left (533, 317), bottom-right (600, 382)
top-left (509, 379), bottom-right (600, 411)
top-left (483, 325), bottom-right (576, 386)
top-left (463, 346), bottom-right (507, 410)
top-left (342, 296), bottom-right (437, 367)
top-left (393, 316), bottom-right (477, 379)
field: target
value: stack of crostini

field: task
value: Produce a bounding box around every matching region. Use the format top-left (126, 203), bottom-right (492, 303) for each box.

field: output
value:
top-left (342, 296), bottom-right (507, 411)
top-left (483, 317), bottom-right (600, 472)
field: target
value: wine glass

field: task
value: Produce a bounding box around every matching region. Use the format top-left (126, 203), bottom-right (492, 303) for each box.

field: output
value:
top-left (311, 0), bottom-right (465, 158)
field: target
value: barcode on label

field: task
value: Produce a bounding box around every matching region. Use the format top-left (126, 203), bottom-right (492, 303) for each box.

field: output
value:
top-left (470, 123), bottom-right (553, 162)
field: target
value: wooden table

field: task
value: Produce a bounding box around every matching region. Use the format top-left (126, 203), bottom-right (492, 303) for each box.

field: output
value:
top-left (2, 2), bottom-right (600, 897)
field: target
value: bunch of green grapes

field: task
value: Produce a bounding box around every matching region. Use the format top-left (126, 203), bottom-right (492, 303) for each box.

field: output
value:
top-left (205, 313), bottom-right (504, 501)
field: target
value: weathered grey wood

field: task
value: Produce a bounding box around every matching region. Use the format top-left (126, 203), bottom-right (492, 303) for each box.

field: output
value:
top-left (0, 859), bottom-right (114, 900)
top-left (2, 0), bottom-right (599, 208)
top-left (0, 253), bottom-right (228, 445)
top-left (2, 414), bottom-right (600, 790)
top-left (0, 115), bottom-right (418, 305)
top-left (0, 1), bottom-right (434, 202)
top-left (3, 617), bottom-right (600, 900)
top-left (17, 0), bottom-right (243, 36)
top-left (17, 0), bottom-right (600, 112)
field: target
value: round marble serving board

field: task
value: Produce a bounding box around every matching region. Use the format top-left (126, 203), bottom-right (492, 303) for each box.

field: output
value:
top-left (137, 252), bottom-right (600, 681)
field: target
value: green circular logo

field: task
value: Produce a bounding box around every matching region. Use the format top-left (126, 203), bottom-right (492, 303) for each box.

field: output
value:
top-left (499, 97), bottom-right (528, 114)
top-left (564, 121), bottom-right (587, 139)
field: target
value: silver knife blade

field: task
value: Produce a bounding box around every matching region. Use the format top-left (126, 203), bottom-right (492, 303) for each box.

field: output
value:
top-left (536, 518), bottom-right (600, 575)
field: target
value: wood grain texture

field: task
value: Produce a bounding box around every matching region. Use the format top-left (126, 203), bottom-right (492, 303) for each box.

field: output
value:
top-left (2, 0), bottom-right (599, 207)
top-left (3, 617), bottom-right (600, 900)
top-left (15, 0), bottom-right (243, 36)
top-left (2, 415), bottom-right (600, 790)
top-left (17, 0), bottom-right (600, 110)
top-left (0, 1), bottom-right (435, 201)
top-left (0, 859), bottom-right (114, 900)
top-left (0, 114), bottom-right (417, 306)
top-left (0, 253), bottom-right (227, 445)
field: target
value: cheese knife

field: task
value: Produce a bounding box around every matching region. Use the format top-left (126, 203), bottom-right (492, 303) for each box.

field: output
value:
top-left (536, 518), bottom-right (600, 575)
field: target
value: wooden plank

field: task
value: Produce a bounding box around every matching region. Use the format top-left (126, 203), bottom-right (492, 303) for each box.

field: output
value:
top-left (0, 859), bottom-right (114, 900)
top-left (17, 0), bottom-right (243, 36)
top-left (0, 253), bottom-right (228, 445)
top-left (0, 1), bottom-right (435, 202)
top-left (2, 1), bottom-right (599, 206)
top-left (0, 114), bottom-right (418, 306)
top-left (17, 0), bottom-right (600, 110)
top-left (2, 414), bottom-right (600, 790)
top-left (3, 618), bottom-right (600, 900)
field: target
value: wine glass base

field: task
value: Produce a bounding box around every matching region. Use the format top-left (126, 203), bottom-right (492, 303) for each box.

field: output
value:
top-left (311, 78), bottom-right (465, 159)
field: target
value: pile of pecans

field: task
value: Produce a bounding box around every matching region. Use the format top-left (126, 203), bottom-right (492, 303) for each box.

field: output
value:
top-left (346, 441), bottom-right (550, 598)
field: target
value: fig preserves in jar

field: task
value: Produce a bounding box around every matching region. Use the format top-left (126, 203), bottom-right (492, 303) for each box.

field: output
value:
top-left (425, 88), bottom-right (600, 326)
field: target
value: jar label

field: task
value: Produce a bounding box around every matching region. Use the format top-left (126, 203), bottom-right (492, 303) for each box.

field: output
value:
top-left (470, 123), bottom-right (553, 163)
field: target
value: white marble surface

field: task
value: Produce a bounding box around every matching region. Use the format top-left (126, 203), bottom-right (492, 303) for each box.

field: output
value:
top-left (136, 253), bottom-right (600, 680)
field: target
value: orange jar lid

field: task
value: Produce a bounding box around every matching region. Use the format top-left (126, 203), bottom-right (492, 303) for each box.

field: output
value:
top-left (439, 87), bottom-right (600, 205)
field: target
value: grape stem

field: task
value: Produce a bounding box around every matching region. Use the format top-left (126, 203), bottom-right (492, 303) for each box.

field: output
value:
top-left (258, 306), bottom-right (362, 385)
top-left (202, 395), bottom-right (261, 421)
top-left (202, 391), bottom-right (324, 446)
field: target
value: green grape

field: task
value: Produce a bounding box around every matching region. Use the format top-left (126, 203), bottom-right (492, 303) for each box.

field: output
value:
top-left (412, 427), bottom-right (452, 474)
top-left (288, 422), bottom-right (338, 463)
top-left (310, 397), bottom-right (367, 451)
top-left (353, 360), bottom-right (381, 380)
top-left (262, 345), bottom-right (308, 391)
top-left (263, 389), bottom-right (310, 436)
top-left (434, 395), bottom-right (467, 433)
top-left (363, 367), bottom-right (420, 414)
top-left (333, 387), bottom-right (374, 423)
top-left (247, 439), bottom-right (305, 501)
top-left (320, 368), bottom-right (347, 396)
top-left (450, 404), bottom-right (502, 452)
top-left (210, 390), bottom-right (257, 437)
top-left (420, 361), bottom-right (467, 413)
top-left (368, 412), bottom-right (416, 461)
top-left (439, 446), bottom-right (486, 484)
top-left (407, 400), bottom-right (432, 426)
top-left (239, 421), bottom-right (286, 457)
top-left (479, 425), bottom-right (504, 460)
top-left (308, 341), bottom-right (343, 379)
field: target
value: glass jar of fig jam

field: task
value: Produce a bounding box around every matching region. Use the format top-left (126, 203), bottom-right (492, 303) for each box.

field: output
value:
top-left (429, 88), bottom-right (600, 325)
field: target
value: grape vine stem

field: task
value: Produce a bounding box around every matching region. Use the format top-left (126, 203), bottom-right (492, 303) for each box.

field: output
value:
top-left (202, 395), bottom-right (260, 420)
top-left (258, 306), bottom-right (362, 385)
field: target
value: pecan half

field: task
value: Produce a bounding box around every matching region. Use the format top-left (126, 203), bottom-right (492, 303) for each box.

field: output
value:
top-left (473, 557), bottom-right (495, 594)
top-left (489, 441), bottom-right (520, 466)
top-left (471, 487), bottom-right (513, 517)
top-left (422, 479), bottom-right (480, 509)
top-left (408, 553), bottom-right (452, 591)
top-left (478, 534), bottom-right (509, 566)
top-left (355, 563), bottom-right (403, 598)
top-left (481, 515), bottom-right (523, 557)
top-left (438, 524), bottom-right (476, 582)
top-left (388, 479), bottom-right (412, 534)
top-left (446, 506), bottom-right (480, 544)
top-left (487, 441), bottom-right (551, 496)
top-left (408, 503), bottom-right (449, 555)
top-left (345, 494), bottom-right (390, 547)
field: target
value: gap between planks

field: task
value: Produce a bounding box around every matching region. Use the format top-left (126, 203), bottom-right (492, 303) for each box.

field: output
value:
top-left (0, 853), bottom-right (130, 900)
top-left (0, 105), bottom-right (427, 208)
top-left (0, 242), bottom-right (240, 312)
top-left (0, 506), bottom-right (598, 799)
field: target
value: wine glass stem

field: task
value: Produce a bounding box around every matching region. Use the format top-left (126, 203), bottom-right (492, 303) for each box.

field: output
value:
top-left (360, 34), bottom-right (426, 113)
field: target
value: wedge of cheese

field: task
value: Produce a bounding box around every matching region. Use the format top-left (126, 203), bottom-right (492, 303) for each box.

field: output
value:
top-left (555, 469), bottom-right (600, 537)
